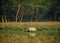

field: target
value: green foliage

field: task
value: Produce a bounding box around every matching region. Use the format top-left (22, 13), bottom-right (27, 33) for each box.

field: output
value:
top-left (1, 0), bottom-right (58, 22)
top-left (5, 0), bottom-right (18, 10)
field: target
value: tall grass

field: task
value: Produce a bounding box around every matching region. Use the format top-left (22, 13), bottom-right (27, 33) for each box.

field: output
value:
top-left (0, 22), bottom-right (60, 29)
top-left (0, 22), bottom-right (60, 43)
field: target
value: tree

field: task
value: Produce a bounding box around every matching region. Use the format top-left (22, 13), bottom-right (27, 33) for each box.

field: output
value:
top-left (16, 0), bottom-right (21, 22)
top-left (0, 0), bottom-right (59, 22)
top-left (27, 0), bottom-right (53, 21)
top-left (1, 0), bottom-right (18, 22)
top-left (1, 0), bottom-right (6, 22)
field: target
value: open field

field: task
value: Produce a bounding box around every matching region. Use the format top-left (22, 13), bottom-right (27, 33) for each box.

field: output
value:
top-left (0, 22), bottom-right (60, 43)
top-left (0, 22), bottom-right (60, 29)
top-left (0, 33), bottom-right (60, 43)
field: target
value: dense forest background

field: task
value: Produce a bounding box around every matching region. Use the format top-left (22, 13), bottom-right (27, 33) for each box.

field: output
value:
top-left (0, 0), bottom-right (60, 22)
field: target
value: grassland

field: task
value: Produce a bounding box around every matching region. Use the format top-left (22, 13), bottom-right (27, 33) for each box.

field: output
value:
top-left (0, 22), bottom-right (60, 43)
top-left (0, 22), bottom-right (60, 29)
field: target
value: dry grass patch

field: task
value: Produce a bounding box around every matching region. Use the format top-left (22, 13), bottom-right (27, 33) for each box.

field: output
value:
top-left (0, 22), bottom-right (60, 29)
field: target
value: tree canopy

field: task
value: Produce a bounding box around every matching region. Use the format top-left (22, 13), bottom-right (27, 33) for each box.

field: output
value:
top-left (0, 0), bottom-right (60, 22)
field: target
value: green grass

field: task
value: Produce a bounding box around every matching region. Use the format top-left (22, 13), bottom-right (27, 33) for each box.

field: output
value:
top-left (0, 28), bottom-right (60, 35)
top-left (0, 22), bottom-right (60, 43)
top-left (0, 22), bottom-right (60, 35)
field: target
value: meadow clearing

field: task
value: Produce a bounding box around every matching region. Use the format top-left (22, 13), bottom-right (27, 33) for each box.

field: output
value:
top-left (0, 22), bottom-right (60, 43)
top-left (0, 22), bottom-right (60, 29)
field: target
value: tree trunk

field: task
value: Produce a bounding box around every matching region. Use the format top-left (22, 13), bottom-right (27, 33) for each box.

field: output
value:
top-left (50, 14), bottom-right (51, 21)
top-left (16, 4), bottom-right (20, 22)
top-left (55, 14), bottom-right (56, 22)
top-left (36, 14), bottom-right (37, 22)
top-left (5, 14), bottom-right (7, 22)
top-left (2, 14), bottom-right (4, 23)
top-left (31, 16), bottom-right (33, 22)
top-left (16, 0), bottom-right (20, 22)
top-left (20, 15), bottom-right (23, 22)
top-left (36, 8), bottom-right (38, 22)
top-left (31, 8), bottom-right (34, 22)
top-left (2, 0), bottom-right (5, 23)
top-left (4, 12), bottom-right (7, 22)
